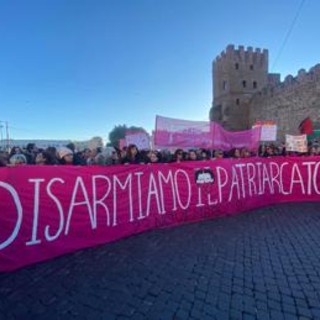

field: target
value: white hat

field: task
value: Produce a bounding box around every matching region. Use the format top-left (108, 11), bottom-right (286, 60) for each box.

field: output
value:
top-left (57, 147), bottom-right (73, 159)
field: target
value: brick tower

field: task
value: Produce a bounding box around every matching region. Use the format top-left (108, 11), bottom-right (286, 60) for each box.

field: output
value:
top-left (210, 45), bottom-right (269, 130)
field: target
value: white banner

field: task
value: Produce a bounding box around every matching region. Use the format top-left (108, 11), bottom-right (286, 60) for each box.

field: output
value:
top-left (285, 134), bottom-right (307, 153)
top-left (125, 132), bottom-right (150, 150)
top-left (253, 121), bottom-right (277, 141)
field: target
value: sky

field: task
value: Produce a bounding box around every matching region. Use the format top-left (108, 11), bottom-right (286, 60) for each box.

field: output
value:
top-left (0, 0), bottom-right (318, 142)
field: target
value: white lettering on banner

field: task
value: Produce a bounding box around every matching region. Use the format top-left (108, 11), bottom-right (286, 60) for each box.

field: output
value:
top-left (228, 166), bottom-right (241, 202)
top-left (289, 163), bottom-right (305, 195)
top-left (313, 162), bottom-right (320, 194)
top-left (255, 162), bottom-right (263, 195)
top-left (0, 182), bottom-right (23, 250)
top-left (65, 177), bottom-right (94, 235)
top-left (158, 170), bottom-right (177, 213)
top-left (196, 186), bottom-right (205, 207)
top-left (269, 162), bottom-right (281, 194)
top-left (113, 174), bottom-right (133, 226)
top-left (216, 166), bottom-right (228, 203)
top-left (302, 162), bottom-right (316, 195)
top-left (92, 175), bottom-right (111, 227)
top-left (235, 164), bottom-right (246, 198)
top-left (279, 162), bottom-right (290, 195)
top-left (146, 173), bottom-right (162, 217)
top-left (207, 187), bottom-right (218, 206)
top-left (45, 178), bottom-right (65, 241)
top-left (26, 179), bottom-right (45, 246)
top-left (135, 171), bottom-right (144, 221)
top-left (3, 159), bottom-right (320, 252)
top-left (246, 163), bottom-right (257, 196)
top-left (262, 164), bottom-right (273, 194)
top-left (174, 169), bottom-right (191, 210)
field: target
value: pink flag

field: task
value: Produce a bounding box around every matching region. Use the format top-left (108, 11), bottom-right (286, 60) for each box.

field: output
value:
top-left (211, 122), bottom-right (261, 151)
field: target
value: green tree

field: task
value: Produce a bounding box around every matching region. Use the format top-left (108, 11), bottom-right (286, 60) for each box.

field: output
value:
top-left (108, 124), bottom-right (146, 148)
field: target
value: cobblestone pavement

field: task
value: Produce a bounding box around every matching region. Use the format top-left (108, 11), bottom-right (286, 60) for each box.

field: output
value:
top-left (1, 202), bottom-right (320, 320)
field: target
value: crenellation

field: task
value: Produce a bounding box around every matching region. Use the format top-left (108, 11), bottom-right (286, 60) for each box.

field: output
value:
top-left (238, 45), bottom-right (245, 60)
top-left (284, 75), bottom-right (294, 85)
top-left (214, 44), bottom-right (268, 68)
top-left (244, 51), bottom-right (250, 63)
top-left (311, 63), bottom-right (320, 73)
top-left (210, 44), bottom-right (320, 139)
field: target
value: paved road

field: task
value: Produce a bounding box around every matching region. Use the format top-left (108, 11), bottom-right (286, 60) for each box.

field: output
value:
top-left (1, 202), bottom-right (320, 320)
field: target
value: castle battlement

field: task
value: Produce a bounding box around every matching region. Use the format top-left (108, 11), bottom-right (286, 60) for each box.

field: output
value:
top-left (259, 63), bottom-right (320, 96)
top-left (215, 44), bottom-right (268, 66)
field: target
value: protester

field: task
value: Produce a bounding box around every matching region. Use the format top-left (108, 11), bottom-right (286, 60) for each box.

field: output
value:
top-left (25, 143), bottom-right (38, 164)
top-left (172, 149), bottom-right (184, 162)
top-left (229, 148), bottom-right (241, 159)
top-left (57, 147), bottom-right (74, 165)
top-left (146, 150), bottom-right (160, 164)
top-left (9, 153), bottom-right (27, 166)
top-left (240, 148), bottom-right (251, 158)
top-left (188, 149), bottom-right (199, 161)
top-left (35, 150), bottom-right (58, 165)
top-left (45, 147), bottom-right (60, 165)
top-left (198, 149), bottom-right (210, 160)
top-left (1, 137), bottom-right (319, 167)
top-left (212, 149), bottom-right (224, 159)
top-left (121, 144), bottom-right (144, 164)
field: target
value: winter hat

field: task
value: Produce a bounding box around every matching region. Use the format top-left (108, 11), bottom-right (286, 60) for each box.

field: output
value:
top-left (57, 147), bottom-right (73, 159)
top-left (9, 153), bottom-right (27, 165)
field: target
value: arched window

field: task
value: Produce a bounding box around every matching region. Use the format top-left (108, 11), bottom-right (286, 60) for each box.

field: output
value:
top-left (253, 81), bottom-right (257, 89)
top-left (250, 65), bottom-right (254, 70)
top-left (236, 98), bottom-right (240, 105)
top-left (242, 80), bottom-right (247, 88)
top-left (235, 63), bottom-right (239, 70)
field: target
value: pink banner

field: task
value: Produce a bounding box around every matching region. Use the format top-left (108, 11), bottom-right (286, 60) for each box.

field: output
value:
top-left (1, 157), bottom-right (320, 272)
top-left (154, 115), bottom-right (213, 148)
top-left (154, 115), bottom-right (261, 150)
top-left (211, 122), bottom-right (261, 151)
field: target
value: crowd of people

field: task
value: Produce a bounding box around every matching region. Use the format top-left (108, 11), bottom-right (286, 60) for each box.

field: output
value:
top-left (0, 141), bottom-right (320, 167)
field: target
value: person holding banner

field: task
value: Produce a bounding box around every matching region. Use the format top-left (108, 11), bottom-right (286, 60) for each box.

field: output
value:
top-left (240, 148), bottom-right (251, 158)
top-left (212, 149), bottom-right (224, 160)
top-left (172, 149), bottom-right (185, 162)
top-left (57, 147), bottom-right (74, 165)
top-left (146, 150), bottom-right (160, 164)
top-left (198, 149), bottom-right (210, 160)
top-left (121, 144), bottom-right (144, 164)
top-left (308, 145), bottom-right (317, 156)
top-left (188, 149), bottom-right (199, 161)
top-left (229, 148), bottom-right (241, 159)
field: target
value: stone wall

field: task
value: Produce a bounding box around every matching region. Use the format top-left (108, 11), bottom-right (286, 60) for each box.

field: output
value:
top-left (249, 64), bottom-right (320, 141)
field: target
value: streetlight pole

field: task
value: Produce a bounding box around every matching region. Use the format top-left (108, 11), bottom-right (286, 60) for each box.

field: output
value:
top-left (0, 120), bottom-right (10, 151)
top-left (0, 123), bottom-right (3, 150)
top-left (5, 121), bottom-right (9, 151)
